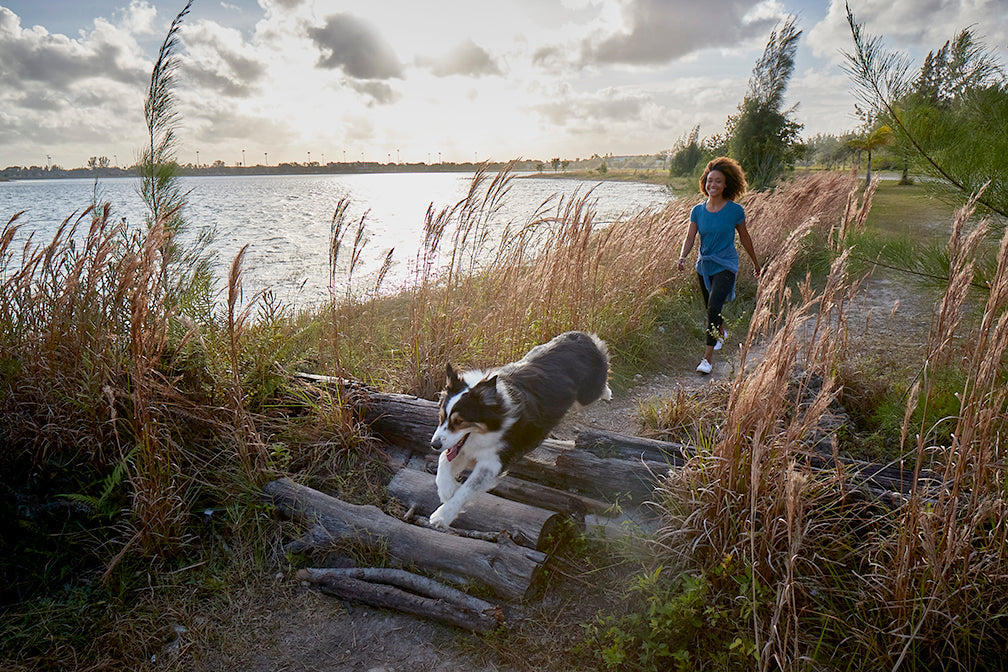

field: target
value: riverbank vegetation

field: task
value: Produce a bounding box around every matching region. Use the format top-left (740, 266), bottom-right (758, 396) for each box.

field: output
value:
top-left (5, 4), bottom-right (1008, 669)
top-left (3, 162), bottom-right (1006, 670)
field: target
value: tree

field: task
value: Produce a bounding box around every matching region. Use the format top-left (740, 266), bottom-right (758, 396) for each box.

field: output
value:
top-left (843, 4), bottom-right (1008, 218)
top-left (669, 125), bottom-right (703, 177)
top-left (847, 124), bottom-right (893, 187)
top-left (87, 156), bottom-right (110, 171)
top-left (726, 18), bottom-right (804, 190)
top-left (804, 133), bottom-right (853, 170)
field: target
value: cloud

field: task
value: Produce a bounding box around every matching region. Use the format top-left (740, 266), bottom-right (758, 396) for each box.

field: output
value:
top-left (119, 1), bottom-right (158, 35)
top-left (348, 79), bottom-right (401, 105)
top-left (807, 0), bottom-right (1008, 65)
top-left (263, 0), bottom-right (305, 11)
top-left (532, 86), bottom-right (649, 126)
top-left (0, 4), bottom-right (153, 161)
top-left (418, 38), bottom-right (503, 77)
top-left (180, 20), bottom-right (267, 97)
top-left (576, 0), bottom-right (787, 66)
top-left (187, 99), bottom-right (298, 146)
top-left (306, 13), bottom-right (404, 80)
top-left (0, 8), bottom-right (147, 89)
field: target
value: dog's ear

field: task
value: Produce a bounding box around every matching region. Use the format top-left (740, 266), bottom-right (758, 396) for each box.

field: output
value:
top-left (470, 375), bottom-right (502, 406)
top-left (445, 364), bottom-right (465, 393)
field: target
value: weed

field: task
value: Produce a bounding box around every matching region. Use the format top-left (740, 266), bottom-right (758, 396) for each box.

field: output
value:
top-left (583, 564), bottom-right (759, 671)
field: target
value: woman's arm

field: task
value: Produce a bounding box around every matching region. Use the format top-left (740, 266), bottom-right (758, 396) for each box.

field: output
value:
top-left (736, 221), bottom-right (761, 277)
top-left (677, 220), bottom-right (698, 271)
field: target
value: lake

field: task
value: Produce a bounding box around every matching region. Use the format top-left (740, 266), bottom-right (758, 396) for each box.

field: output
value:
top-left (0, 172), bottom-right (673, 307)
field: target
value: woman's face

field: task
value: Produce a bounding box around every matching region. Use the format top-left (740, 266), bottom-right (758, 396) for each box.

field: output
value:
top-left (706, 170), bottom-right (726, 198)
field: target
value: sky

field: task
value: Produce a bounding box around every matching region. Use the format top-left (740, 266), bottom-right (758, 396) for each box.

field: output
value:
top-left (1, 0), bottom-right (1006, 170)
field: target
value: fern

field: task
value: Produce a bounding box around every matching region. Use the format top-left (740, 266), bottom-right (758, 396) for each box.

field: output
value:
top-left (63, 448), bottom-right (137, 521)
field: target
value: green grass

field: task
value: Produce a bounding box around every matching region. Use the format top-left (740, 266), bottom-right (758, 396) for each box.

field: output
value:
top-left (862, 179), bottom-right (958, 236)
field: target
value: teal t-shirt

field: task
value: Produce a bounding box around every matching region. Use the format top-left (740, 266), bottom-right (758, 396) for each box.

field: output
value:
top-left (690, 200), bottom-right (746, 300)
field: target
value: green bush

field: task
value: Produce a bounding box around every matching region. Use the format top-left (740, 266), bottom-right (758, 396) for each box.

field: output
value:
top-left (583, 562), bottom-right (759, 672)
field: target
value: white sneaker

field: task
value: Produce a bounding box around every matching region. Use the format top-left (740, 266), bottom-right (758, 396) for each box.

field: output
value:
top-left (696, 358), bottom-right (712, 374)
top-left (713, 331), bottom-right (726, 351)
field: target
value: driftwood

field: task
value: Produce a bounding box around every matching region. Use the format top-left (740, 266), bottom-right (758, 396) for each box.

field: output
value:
top-left (354, 390), bottom-right (438, 453)
top-left (491, 475), bottom-right (614, 518)
top-left (340, 382), bottom-right (933, 504)
top-left (388, 469), bottom-right (572, 551)
top-left (575, 428), bottom-right (939, 498)
top-left (576, 429), bottom-right (690, 467)
top-left (297, 567), bottom-right (503, 632)
top-left (264, 478), bottom-right (545, 601)
top-left (509, 440), bottom-right (668, 501)
top-left (343, 389), bottom-right (664, 500)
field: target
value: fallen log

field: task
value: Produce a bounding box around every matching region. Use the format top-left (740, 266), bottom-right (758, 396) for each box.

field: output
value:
top-left (264, 478), bottom-right (545, 601)
top-left (508, 439), bottom-right (668, 501)
top-left (341, 384), bottom-right (932, 504)
top-left (576, 428), bottom-right (938, 496)
top-left (490, 475), bottom-right (614, 518)
top-left (576, 429), bottom-right (690, 467)
top-left (297, 567), bottom-right (502, 632)
top-left (388, 469), bottom-right (573, 551)
top-left (354, 391), bottom-right (438, 453)
top-left (801, 451), bottom-right (940, 495)
top-left (349, 391), bottom-right (660, 503)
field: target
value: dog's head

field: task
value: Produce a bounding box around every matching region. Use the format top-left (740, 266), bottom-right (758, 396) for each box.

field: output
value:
top-left (430, 364), bottom-right (505, 461)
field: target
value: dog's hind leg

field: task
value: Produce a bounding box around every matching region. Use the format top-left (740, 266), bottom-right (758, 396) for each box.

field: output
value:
top-left (429, 456), bottom-right (501, 529)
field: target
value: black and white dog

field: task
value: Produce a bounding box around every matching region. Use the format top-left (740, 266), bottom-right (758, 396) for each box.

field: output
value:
top-left (428, 331), bottom-right (611, 528)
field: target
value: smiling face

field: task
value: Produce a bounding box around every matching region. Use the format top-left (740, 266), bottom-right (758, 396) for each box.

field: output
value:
top-left (705, 169), bottom-right (726, 199)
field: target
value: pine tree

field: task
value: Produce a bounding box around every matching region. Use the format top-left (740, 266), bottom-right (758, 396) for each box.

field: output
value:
top-left (844, 5), bottom-right (1007, 218)
top-left (725, 18), bottom-right (804, 191)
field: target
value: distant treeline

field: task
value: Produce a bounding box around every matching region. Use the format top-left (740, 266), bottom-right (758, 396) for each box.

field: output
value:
top-left (1, 160), bottom-right (527, 181)
top-left (1, 153), bottom-right (678, 181)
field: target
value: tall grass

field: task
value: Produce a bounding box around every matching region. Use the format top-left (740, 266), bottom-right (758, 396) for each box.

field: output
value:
top-left (0, 165), bottom-right (857, 668)
top-left (648, 179), bottom-right (1008, 670)
top-left (393, 164), bottom-right (853, 396)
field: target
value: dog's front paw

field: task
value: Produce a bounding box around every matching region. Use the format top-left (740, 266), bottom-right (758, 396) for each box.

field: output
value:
top-left (436, 479), bottom-right (458, 504)
top-left (428, 505), bottom-right (454, 529)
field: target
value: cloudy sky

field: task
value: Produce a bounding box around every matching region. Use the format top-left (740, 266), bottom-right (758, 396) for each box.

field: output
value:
top-left (2, 0), bottom-right (1006, 169)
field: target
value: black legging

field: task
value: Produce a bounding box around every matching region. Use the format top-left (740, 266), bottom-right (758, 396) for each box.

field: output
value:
top-left (696, 269), bottom-right (735, 347)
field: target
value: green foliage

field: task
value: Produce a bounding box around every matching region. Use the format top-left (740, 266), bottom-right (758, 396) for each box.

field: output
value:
top-left (583, 563), bottom-right (759, 672)
top-left (726, 18), bottom-right (804, 190)
top-left (844, 8), bottom-right (1008, 219)
top-left (669, 125), bottom-right (703, 177)
top-left (802, 132), bottom-right (856, 169)
top-left (848, 124), bottom-right (893, 186)
top-left (63, 448), bottom-right (137, 522)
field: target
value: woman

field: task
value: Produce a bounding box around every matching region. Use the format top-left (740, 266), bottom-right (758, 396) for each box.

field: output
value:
top-left (676, 157), bottom-right (761, 374)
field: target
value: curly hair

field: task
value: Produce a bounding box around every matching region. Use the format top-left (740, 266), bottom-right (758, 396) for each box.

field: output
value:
top-left (699, 156), bottom-right (748, 201)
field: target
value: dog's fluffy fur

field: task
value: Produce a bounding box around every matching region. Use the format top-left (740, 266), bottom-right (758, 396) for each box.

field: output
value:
top-left (428, 331), bottom-right (611, 528)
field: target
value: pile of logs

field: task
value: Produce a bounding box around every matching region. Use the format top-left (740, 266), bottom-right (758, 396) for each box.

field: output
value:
top-left (267, 376), bottom-right (938, 631)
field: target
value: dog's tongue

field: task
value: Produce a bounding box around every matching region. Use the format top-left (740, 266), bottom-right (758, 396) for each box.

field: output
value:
top-left (445, 434), bottom-right (467, 462)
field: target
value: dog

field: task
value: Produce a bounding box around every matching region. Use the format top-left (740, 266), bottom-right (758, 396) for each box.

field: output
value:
top-left (428, 331), bottom-right (611, 529)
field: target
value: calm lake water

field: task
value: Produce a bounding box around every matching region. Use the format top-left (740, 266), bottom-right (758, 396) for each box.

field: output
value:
top-left (0, 172), bottom-right (673, 307)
